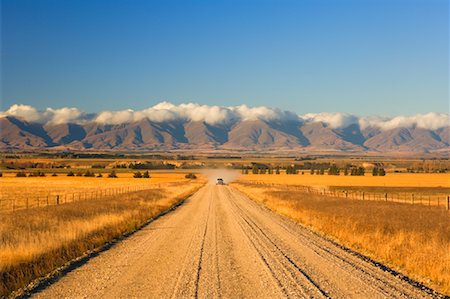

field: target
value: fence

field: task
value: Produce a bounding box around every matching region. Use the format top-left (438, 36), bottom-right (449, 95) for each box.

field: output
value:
top-left (249, 181), bottom-right (450, 211)
top-left (0, 184), bottom-right (165, 212)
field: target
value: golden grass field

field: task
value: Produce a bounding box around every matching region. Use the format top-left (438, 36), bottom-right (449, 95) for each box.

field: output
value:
top-left (0, 175), bottom-right (205, 296)
top-left (238, 172), bottom-right (450, 207)
top-left (232, 181), bottom-right (450, 295)
top-left (239, 172), bottom-right (450, 188)
top-left (0, 172), bottom-right (190, 211)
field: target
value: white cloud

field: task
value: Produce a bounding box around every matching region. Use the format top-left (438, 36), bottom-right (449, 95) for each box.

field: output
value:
top-left (1, 102), bottom-right (449, 131)
top-left (44, 107), bottom-right (83, 124)
top-left (300, 113), bottom-right (359, 129)
top-left (1, 104), bottom-right (42, 122)
top-left (357, 113), bottom-right (450, 131)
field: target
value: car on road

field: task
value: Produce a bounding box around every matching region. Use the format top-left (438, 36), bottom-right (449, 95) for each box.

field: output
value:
top-left (216, 178), bottom-right (225, 185)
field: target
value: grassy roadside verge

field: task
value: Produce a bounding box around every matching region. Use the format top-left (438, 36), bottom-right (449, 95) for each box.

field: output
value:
top-left (232, 181), bottom-right (450, 295)
top-left (0, 180), bottom-right (205, 297)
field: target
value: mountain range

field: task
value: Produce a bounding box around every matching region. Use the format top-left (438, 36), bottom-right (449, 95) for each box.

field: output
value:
top-left (1, 116), bottom-right (449, 154)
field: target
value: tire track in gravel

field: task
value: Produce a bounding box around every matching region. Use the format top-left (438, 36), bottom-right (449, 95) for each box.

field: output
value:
top-left (222, 187), bottom-right (328, 298)
top-left (30, 185), bottom-right (440, 299)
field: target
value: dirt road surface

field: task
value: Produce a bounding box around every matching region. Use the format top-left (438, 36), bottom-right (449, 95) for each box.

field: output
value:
top-left (32, 185), bottom-right (435, 298)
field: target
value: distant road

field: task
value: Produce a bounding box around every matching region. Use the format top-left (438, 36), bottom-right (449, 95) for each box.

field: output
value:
top-left (33, 185), bottom-right (433, 298)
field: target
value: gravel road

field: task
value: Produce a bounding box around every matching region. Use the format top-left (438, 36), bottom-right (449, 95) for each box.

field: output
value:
top-left (32, 185), bottom-right (435, 298)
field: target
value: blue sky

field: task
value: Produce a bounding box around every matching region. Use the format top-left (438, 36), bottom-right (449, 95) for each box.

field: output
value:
top-left (1, 0), bottom-right (448, 115)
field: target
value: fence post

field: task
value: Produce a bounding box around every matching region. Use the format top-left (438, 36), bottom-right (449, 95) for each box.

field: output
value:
top-left (447, 196), bottom-right (449, 211)
top-left (385, 193), bottom-right (387, 202)
top-left (362, 192), bottom-right (365, 200)
top-left (411, 194), bottom-right (414, 205)
top-left (56, 195), bottom-right (60, 205)
top-left (37, 196), bottom-right (39, 208)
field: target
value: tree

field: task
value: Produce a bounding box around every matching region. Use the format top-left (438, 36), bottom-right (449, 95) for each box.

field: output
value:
top-left (143, 170), bottom-right (150, 178)
top-left (133, 171), bottom-right (142, 178)
top-left (67, 171), bottom-right (75, 177)
top-left (378, 168), bottom-right (386, 176)
top-left (108, 171), bottom-right (118, 178)
top-left (286, 165), bottom-right (298, 175)
top-left (319, 168), bottom-right (325, 175)
top-left (328, 165), bottom-right (340, 175)
top-left (16, 171), bottom-right (27, 177)
top-left (372, 167), bottom-right (379, 176)
top-left (310, 168), bottom-right (315, 175)
top-left (275, 166), bottom-right (281, 175)
top-left (252, 165), bottom-right (259, 174)
top-left (358, 167), bottom-right (365, 176)
top-left (344, 168), bottom-right (349, 176)
top-left (268, 167), bottom-right (273, 174)
top-left (84, 170), bottom-right (95, 177)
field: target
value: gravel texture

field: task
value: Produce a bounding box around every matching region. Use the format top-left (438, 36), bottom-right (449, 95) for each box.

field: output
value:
top-left (32, 185), bottom-right (436, 298)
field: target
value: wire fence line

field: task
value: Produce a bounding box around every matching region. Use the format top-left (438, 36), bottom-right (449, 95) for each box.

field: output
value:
top-left (0, 183), bottom-right (168, 212)
top-left (248, 181), bottom-right (450, 211)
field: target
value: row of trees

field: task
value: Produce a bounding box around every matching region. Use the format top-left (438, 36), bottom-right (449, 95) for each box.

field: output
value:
top-left (133, 171), bottom-right (151, 178)
top-left (66, 170), bottom-right (117, 177)
top-left (242, 165), bottom-right (386, 176)
top-left (372, 167), bottom-right (386, 176)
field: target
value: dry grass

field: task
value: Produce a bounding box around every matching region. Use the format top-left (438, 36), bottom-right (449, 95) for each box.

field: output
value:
top-left (239, 172), bottom-right (450, 188)
top-left (238, 173), bottom-right (450, 207)
top-left (0, 172), bottom-right (189, 211)
top-left (0, 179), bottom-right (205, 297)
top-left (232, 181), bottom-right (450, 295)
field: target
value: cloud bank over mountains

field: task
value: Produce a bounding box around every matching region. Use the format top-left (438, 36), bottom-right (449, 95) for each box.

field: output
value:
top-left (1, 102), bottom-right (449, 131)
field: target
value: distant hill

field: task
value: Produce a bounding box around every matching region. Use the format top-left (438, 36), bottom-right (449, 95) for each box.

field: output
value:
top-left (1, 115), bottom-right (449, 154)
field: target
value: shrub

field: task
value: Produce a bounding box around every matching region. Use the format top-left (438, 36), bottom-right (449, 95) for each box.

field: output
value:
top-left (28, 171), bottom-right (46, 177)
top-left (91, 164), bottom-right (105, 169)
top-left (185, 173), bottom-right (197, 179)
top-left (76, 172), bottom-right (83, 177)
top-left (67, 171), bottom-right (75, 177)
top-left (52, 173), bottom-right (58, 177)
top-left (0, 172), bottom-right (3, 177)
top-left (96, 173), bottom-right (103, 178)
top-left (108, 171), bottom-right (118, 178)
top-left (83, 170), bottom-right (95, 177)
top-left (143, 171), bottom-right (150, 178)
top-left (16, 171), bottom-right (27, 177)
top-left (133, 171), bottom-right (143, 178)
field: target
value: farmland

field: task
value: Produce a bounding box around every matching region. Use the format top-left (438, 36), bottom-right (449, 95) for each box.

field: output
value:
top-left (0, 172), bottom-right (205, 297)
top-left (1, 153), bottom-right (449, 297)
top-left (239, 172), bottom-right (450, 188)
top-left (0, 172), bottom-right (191, 211)
top-left (238, 172), bottom-right (450, 208)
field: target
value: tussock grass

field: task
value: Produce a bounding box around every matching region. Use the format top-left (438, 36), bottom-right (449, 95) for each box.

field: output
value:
top-left (233, 182), bottom-right (450, 295)
top-left (0, 180), bottom-right (204, 297)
